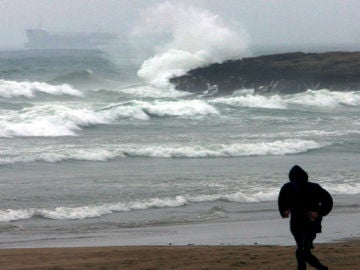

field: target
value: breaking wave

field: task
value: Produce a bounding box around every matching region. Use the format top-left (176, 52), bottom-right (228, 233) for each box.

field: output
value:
top-left (0, 139), bottom-right (325, 164)
top-left (211, 94), bottom-right (286, 109)
top-left (210, 89), bottom-right (360, 109)
top-left (120, 140), bottom-right (324, 158)
top-left (0, 100), bottom-right (218, 137)
top-left (0, 79), bottom-right (83, 98)
top-left (134, 2), bottom-right (249, 87)
top-left (1, 181), bottom-right (359, 222)
top-left (287, 89), bottom-right (360, 107)
top-left (119, 84), bottom-right (190, 98)
top-left (0, 190), bottom-right (280, 222)
top-left (0, 104), bottom-right (116, 137)
top-left (2, 88), bottom-right (359, 138)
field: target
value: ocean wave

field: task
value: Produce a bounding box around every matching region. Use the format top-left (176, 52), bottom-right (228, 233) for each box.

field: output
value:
top-left (286, 89), bottom-right (360, 107)
top-left (119, 84), bottom-right (191, 98)
top-left (2, 181), bottom-right (359, 222)
top-left (210, 94), bottom-right (286, 109)
top-left (134, 99), bottom-right (219, 117)
top-left (122, 139), bottom-right (323, 158)
top-left (0, 99), bottom-right (219, 137)
top-left (134, 2), bottom-right (249, 88)
top-left (101, 99), bottom-right (218, 118)
top-left (0, 139), bottom-right (326, 164)
top-left (0, 191), bottom-right (276, 222)
top-left (0, 79), bottom-right (83, 98)
top-left (209, 89), bottom-right (360, 109)
top-left (0, 104), bottom-right (112, 137)
top-left (326, 183), bottom-right (360, 195)
top-left (0, 104), bottom-right (147, 137)
top-left (0, 197), bottom-right (187, 222)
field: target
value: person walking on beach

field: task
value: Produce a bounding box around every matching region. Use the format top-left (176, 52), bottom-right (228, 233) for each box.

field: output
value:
top-left (278, 165), bottom-right (333, 270)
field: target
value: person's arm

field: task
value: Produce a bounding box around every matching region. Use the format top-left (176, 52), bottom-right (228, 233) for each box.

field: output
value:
top-left (278, 184), bottom-right (291, 218)
top-left (318, 186), bottom-right (333, 217)
top-left (307, 186), bottom-right (332, 221)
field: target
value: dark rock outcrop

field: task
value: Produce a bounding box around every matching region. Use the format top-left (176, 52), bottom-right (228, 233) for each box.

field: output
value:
top-left (170, 51), bottom-right (360, 94)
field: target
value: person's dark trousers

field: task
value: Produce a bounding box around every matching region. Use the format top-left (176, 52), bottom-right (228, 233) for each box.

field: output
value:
top-left (292, 231), bottom-right (328, 270)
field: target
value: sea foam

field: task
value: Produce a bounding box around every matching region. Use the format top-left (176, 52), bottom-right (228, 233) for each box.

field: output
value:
top-left (122, 139), bottom-right (324, 158)
top-left (211, 94), bottom-right (286, 109)
top-left (211, 89), bottom-right (360, 109)
top-left (1, 181), bottom-right (359, 222)
top-left (0, 79), bottom-right (83, 98)
top-left (0, 192), bottom-right (276, 222)
top-left (135, 99), bottom-right (219, 117)
top-left (0, 99), bottom-right (219, 137)
top-left (287, 89), bottom-right (360, 107)
top-left (0, 139), bottom-right (325, 164)
top-left (0, 104), bottom-right (109, 137)
top-left (134, 2), bottom-right (249, 87)
top-left (119, 84), bottom-right (190, 98)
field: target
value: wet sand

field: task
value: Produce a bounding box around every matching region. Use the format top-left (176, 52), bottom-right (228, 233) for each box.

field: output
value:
top-left (0, 240), bottom-right (359, 270)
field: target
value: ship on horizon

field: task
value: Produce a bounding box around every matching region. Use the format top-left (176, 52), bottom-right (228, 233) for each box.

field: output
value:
top-left (25, 28), bottom-right (118, 50)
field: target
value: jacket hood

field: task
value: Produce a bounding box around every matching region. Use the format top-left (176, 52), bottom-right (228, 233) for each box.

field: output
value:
top-left (289, 165), bottom-right (308, 184)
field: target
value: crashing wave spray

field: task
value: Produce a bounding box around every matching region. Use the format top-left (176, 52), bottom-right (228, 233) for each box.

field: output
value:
top-left (134, 2), bottom-right (250, 88)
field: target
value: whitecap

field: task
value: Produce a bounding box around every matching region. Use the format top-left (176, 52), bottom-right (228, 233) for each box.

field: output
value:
top-left (0, 139), bottom-right (326, 164)
top-left (0, 79), bottom-right (83, 98)
top-left (286, 89), bottom-right (360, 107)
top-left (137, 99), bottom-right (219, 117)
top-left (211, 94), bottom-right (286, 109)
top-left (119, 84), bottom-right (191, 98)
top-left (1, 182), bottom-right (359, 222)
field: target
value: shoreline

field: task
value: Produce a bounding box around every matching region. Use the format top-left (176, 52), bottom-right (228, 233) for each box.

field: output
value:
top-left (1, 210), bottom-right (359, 249)
top-left (0, 240), bottom-right (359, 269)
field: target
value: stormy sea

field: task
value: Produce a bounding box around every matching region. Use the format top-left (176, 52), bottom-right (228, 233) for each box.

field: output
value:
top-left (0, 5), bottom-right (359, 247)
top-left (0, 47), bottom-right (359, 248)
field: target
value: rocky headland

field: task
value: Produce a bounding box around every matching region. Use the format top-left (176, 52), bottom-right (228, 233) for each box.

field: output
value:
top-left (170, 51), bottom-right (360, 94)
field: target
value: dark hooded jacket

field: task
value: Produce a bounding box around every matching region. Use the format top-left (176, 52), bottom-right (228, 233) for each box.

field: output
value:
top-left (278, 165), bottom-right (333, 233)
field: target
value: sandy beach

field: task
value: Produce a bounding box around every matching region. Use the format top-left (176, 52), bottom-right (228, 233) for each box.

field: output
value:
top-left (0, 241), bottom-right (359, 270)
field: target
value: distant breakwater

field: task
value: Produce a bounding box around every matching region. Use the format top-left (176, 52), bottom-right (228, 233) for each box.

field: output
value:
top-left (170, 51), bottom-right (360, 94)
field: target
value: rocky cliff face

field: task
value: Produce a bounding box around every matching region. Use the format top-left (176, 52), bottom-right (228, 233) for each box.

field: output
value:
top-left (169, 52), bottom-right (360, 94)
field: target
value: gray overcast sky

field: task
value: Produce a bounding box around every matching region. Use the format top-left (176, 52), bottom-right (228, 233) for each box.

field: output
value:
top-left (0, 0), bottom-right (359, 51)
